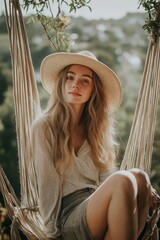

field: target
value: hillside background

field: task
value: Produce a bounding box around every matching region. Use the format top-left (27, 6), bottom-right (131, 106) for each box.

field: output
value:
top-left (0, 10), bottom-right (160, 201)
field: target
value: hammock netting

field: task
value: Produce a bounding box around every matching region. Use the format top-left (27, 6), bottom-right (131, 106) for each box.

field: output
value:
top-left (0, 0), bottom-right (160, 239)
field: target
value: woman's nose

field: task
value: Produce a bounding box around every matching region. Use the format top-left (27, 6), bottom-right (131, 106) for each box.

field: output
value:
top-left (72, 79), bottom-right (80, 89)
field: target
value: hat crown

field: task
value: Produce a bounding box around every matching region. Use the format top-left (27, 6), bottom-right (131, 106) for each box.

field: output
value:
top-left (78, 51), bottom-right (97, 61)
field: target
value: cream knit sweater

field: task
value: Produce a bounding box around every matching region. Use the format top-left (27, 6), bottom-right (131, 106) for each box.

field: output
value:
top-left (31, 118), bottom-right (111, 238)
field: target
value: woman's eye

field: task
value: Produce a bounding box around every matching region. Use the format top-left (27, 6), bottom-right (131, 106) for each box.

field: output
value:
top-left (66, 75), bottom-right (74, 80)
top-left (82, 79), bottom-right (90, 84)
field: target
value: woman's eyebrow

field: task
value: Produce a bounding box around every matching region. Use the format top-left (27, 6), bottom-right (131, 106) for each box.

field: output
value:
top-left (67, 71), bottom-right (92, 79)
top-left (82, 74), bottom-right (92, 79)
top-left (67, 71), bottom-right (75, 75)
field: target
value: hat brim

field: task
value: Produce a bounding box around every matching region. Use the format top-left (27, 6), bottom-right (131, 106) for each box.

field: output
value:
top-left (40, 52), bottom-right (122, 112)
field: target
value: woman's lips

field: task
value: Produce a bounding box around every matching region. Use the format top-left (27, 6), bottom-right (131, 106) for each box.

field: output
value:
top-left (69, 92), bottom-right (82, 96)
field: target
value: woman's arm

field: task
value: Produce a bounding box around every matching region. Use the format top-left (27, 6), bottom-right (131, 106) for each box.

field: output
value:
top-left (31, 118), bottom-right (62, 239)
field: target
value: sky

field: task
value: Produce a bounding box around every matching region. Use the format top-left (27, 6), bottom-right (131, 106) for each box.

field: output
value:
top-left (0, 0), bottom-right (145, 20)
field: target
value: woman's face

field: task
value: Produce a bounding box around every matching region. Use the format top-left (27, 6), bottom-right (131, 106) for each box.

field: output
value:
top-left (64, 64), bottom-right (94, 106)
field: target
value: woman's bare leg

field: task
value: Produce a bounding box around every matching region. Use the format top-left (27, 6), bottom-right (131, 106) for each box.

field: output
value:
top-left (86, 170), bottom-right (151, 240)
top-left (129, 168), bottom-right (151, 236)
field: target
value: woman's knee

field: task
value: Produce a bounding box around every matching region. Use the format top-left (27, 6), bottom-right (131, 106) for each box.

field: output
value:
top-left (129, 169), bottom-right (151, 235)
top-left (108, 170), bottom-right (138, 199)
top-left (129, 168), bottom-right (151, 197)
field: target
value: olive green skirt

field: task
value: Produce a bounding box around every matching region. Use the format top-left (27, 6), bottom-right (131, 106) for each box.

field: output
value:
top-left (59, 188), bottom-right (95, 240)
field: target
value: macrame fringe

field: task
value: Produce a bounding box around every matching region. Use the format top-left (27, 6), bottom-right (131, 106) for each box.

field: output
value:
top-left (142, 189), bottom-right (160, 239)
top-left (11, 218), bottom-right (21, 240)
top-left (120, 38), bottom-right (160, 174)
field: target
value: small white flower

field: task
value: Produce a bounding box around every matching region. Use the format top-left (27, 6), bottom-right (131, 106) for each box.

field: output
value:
top-left (59, 15), bottom-right (70, 25)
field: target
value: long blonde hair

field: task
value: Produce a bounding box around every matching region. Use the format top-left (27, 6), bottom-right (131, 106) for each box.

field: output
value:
top-left (41, 65), bottom-right (117, 174)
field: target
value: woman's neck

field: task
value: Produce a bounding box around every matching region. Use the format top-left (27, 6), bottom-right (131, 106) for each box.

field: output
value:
top-left (71, 103), bottom-right (85, 126)
top-left (70, 104), bottom-right (86, 153)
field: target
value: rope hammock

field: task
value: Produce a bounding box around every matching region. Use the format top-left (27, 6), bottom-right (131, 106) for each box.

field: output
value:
top-left (0, 0), bottom-right (160, 239)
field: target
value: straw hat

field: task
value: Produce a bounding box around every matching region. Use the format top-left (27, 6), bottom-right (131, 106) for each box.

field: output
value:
top-left (40, 51), bottom-right (122, 112)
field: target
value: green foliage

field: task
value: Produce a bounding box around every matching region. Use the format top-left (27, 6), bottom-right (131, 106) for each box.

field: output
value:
top-left (0, 13), bottom-right (8, 34)
top-left (23, 0), bottom-right (91, 14)
top-left (138, 0), bottom-right (160, 41)
top-left (0, 61), bottom-right (20, 199)
top-left (0, 63), bottom-right (10, 104)
top-left (22, 0), bottom-right (91, 51)
top-left (28, 13), bottom-right (71, 51)
top-left (151, 104), bottom-right (160, 190)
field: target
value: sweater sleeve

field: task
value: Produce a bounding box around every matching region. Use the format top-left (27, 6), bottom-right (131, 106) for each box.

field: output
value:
top-left (31, 118), bottom-right (62, 238)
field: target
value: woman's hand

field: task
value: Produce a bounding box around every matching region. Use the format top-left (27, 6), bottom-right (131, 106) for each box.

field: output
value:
top-left (150, 186), bottom-right (160, 209)
top-left (143, 187), bottom-right (160, 239)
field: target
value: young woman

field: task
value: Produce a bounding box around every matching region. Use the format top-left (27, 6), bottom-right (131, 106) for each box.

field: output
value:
top-left (31, 51), bottom-right (152, 240)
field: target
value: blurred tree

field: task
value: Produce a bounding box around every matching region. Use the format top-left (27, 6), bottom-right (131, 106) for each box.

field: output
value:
top-left (0, 63), bottom-right (10, 104)
top-left (151, 105), bottom-right (160, 191)
top-left (0, 62), bottom-right (20, 200)
top-left (0, 13), bottom-right (8, 33)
